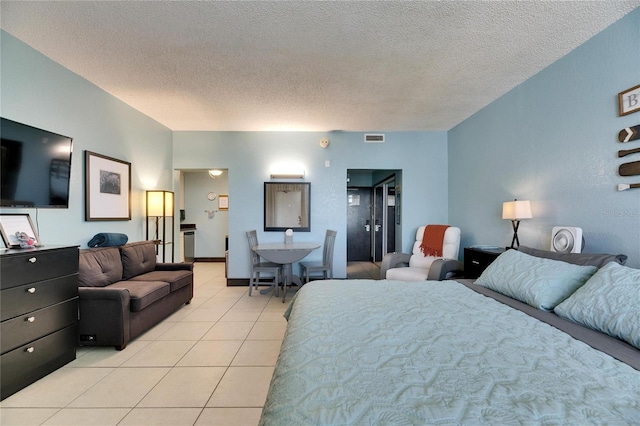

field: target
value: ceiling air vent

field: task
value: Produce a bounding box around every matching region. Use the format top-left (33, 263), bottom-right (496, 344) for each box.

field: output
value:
top-left (364, 134), bottom-right (385, 143)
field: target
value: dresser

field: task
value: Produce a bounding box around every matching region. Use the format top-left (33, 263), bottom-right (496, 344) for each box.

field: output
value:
top-left (1, 246), bottom-right (79, 400)
top-left (463, 247), bottom-right (506, 279)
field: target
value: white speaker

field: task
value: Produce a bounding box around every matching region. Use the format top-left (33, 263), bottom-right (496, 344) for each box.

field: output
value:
top-left (551, 227), bottom-right (584, 253)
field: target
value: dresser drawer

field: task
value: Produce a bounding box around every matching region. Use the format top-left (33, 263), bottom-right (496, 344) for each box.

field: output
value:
top-left (0, 325), bottom-right (76, 400)
top-left (1, 299), bottom-right (78, 354)
top-left (0, 247), bottom-right (79, 290)
top-left (1, 274), bottom-right (78, 321)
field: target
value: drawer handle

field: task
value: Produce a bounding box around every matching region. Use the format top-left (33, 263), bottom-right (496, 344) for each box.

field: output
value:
top-left (26, 316), bottom-right (35, 323)
top-left (27, 287), bottom-right (36, 294)
top-left (26, 347), bottom-right (35, 353)
top-left (28, 257), bottom-right (37, 264)
top-left (472, 260), bottom-right (480, 265)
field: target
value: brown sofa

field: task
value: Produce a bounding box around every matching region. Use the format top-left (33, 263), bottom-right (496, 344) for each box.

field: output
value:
top-left (77, 241), bottom-right (193, 350)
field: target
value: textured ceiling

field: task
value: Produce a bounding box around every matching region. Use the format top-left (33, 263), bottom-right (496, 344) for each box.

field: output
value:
top-left (1, 1), bottom-right (638, 131)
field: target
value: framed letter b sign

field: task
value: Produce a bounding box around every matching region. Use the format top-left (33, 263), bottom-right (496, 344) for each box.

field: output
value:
top-left (619, 84), bottom-right (640, 116)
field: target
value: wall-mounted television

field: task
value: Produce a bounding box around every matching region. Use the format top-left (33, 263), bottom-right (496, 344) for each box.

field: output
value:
top-left (1, 118), bottom-right (73, 208)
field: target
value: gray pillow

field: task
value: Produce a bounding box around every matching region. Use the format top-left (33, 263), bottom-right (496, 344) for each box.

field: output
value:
top-left (518, 246), bottom-right (627, 268)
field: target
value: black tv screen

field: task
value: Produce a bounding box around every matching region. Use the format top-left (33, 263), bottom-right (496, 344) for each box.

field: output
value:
top-left (1, 118), bottom-right (73, 208)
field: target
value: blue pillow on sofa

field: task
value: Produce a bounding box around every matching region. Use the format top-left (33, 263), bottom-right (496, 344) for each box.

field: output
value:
top-left (475, 249), bottom-right (597, 311)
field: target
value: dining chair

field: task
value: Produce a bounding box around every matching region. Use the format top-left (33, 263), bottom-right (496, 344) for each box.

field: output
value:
top-left (300, 229), bottom-right (337, 283)
top-left (246, 230), bottom-right (282, 296)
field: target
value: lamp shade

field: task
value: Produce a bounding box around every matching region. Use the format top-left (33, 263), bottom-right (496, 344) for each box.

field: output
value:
top-left (147, 190), bottom-right (174, 217)
top-left (502, 200), bottom-right (532, 220)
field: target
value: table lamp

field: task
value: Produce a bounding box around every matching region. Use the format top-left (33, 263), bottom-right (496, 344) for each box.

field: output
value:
top-left (502, 199), bottom-right (532, 249)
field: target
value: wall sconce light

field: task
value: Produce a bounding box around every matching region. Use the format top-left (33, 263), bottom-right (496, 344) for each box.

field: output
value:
top-left (208, 169), bottom-right (224, 178)
top-left (502, 199), bottom-right (532, 249)
top-left (146, 190), bottom-right (175, 262)
top-left (270, 163), bottom-right (305, 179)
top-left (270, 172), bottom-right (305, 179)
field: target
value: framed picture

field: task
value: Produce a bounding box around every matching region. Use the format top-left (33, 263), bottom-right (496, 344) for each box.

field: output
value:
top-left (85, 151), bottom-right (131, 221)
top-left (618, 84), bottom-right (640, 116)
top-left (0, 213), bottom-right (42, 248)
top-left (219, 194), bottom-right (229, 210)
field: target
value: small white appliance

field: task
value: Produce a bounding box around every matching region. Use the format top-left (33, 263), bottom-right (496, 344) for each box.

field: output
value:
top-left (551, 227), bottom-right (583, 253)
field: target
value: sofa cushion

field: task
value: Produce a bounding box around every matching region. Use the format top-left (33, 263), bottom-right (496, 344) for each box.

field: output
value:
top-left (109, 281), bottom-right (170, 311)
top-left (129, 270), bottom-right (193, 292)
top-left (121, 241), bottom-right (157, 279)
top-left (79, 247), bottom-right (123, 287)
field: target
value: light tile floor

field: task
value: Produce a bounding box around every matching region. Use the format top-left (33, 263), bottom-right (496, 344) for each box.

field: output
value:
top-left (0, 262), bottom-right (292, 426)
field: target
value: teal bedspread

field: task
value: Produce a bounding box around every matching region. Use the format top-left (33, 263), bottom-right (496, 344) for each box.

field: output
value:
top-left (260, 280), bottom-right (640, 425)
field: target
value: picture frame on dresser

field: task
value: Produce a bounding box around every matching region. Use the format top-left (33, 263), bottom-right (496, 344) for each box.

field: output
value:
top-left (0, 213), bottom-right (42, 248)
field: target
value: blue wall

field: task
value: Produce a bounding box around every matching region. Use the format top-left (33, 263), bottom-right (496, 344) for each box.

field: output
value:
top-left (449, 8), bottom-right (640, 268)
top-left (3, 8), bottom-right (638, 274)
top-left (173, 131), bottom-right (448, 278)
top-left (0, 29), bottom-right (448, 277)
top-left (0, 31), bottom-right (174, 247)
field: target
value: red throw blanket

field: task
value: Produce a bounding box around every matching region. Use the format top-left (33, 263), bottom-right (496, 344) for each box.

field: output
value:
top-left (419, 225), bottom-right (450, 257)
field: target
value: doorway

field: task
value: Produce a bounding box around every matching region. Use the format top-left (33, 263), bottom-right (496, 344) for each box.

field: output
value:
top-left (177, 169), bottom-right (229, 263)
top-left (347, 187), bottom-right (372, 261)
top-left (346, 170), bottom-right (401, 276)
top-left (373, 177), bottom-right (396, 262)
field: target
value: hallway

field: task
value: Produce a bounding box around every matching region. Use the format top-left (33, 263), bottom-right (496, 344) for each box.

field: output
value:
top-left (346, 261), bottom-right (380, 280)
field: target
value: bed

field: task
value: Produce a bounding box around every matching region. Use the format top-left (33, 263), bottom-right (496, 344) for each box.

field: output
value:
top-left (259, 249), bottom-right (640, 425)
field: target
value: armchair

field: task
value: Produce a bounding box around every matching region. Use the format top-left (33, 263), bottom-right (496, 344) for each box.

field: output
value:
top-left (381, 225), bottom-right (463, 281)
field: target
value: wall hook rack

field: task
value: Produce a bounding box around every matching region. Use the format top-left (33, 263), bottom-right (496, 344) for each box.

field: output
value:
top-left (204, 209), bottom-right (218, 218)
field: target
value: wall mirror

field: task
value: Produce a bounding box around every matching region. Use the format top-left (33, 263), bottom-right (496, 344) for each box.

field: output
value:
top-left (264, 182), bottom-right (310, 231)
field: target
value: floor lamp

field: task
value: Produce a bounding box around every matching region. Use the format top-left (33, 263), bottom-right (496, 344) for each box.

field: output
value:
top-left (146, 190), bottom-right (175, 262)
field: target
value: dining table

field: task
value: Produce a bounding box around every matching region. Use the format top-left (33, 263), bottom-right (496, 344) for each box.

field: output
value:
top-left (251, 242), bottom-right (320, 299)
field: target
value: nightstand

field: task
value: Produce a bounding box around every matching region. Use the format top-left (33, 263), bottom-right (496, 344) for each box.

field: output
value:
top-left (464, 247), bottom-right (506, 279)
